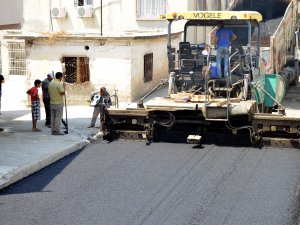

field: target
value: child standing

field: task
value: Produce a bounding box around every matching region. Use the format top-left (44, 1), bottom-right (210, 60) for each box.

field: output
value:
top-left (26, 79), bottom-right (42, 132)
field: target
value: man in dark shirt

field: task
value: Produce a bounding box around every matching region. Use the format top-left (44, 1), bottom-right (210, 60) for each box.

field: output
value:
top-left (42, 73), bottom-right (53, 127)
top-left (88, 87), bottom-right (112, 131)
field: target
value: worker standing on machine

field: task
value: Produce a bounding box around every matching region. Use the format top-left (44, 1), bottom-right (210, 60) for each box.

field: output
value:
top-left (214, 20), bottom-right (237, 78)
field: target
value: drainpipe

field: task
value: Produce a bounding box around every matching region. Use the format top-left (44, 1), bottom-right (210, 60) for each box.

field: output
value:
top-left (49, 0), bottom-right (53, 32)
top-left (94, 0), bottom-right (103, 35)
top-left (100, 0), bottom-right (102, 36)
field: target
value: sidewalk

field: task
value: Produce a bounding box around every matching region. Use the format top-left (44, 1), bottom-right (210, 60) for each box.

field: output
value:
top-left (0, 105), bottom-right (101, 190)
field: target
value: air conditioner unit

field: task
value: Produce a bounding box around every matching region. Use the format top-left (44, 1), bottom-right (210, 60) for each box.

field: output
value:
top-left (77, 6), bottom-right (93, 18)
top-left (51, 7), bottom-right (67, 18)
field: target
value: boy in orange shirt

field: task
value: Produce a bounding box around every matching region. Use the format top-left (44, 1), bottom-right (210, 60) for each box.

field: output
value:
top-left (26, 79), bottom-right (42, 132)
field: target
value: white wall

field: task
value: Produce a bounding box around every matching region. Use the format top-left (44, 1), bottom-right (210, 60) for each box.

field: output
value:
top-left (21, 0), bottom-right (196, 35)
top-left (22, 0), bottom-right (170, 34)
top-left (0, 0), bottom-right (23, 26)
top-left (24, 35), bottom-right (176, 102)
top-left (130, 36), bottom-right (176, 101)
top-left (22, 0), bottom-right (50, 32)
top-left (1, 75), bottom-right (28, 110)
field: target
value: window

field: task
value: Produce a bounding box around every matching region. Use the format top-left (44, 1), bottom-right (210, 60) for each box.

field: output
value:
top-left (213, 0), bottom-right (221, 10)
top-left (63, 57), bottom-right (90, 84)
top-left (136, 0), bottom-right (166, 19)
top-left (8, 42), bottom-right (26, 75)
top-left (75, 0), bottom-right (93, 7)
top-left (144, 53), bottom-right (153, 82)
top-left (196, 0), bottom-right (207, 10)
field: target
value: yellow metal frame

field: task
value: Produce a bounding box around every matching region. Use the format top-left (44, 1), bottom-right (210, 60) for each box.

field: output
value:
top-left (161, 11), bottom-right (263, 22)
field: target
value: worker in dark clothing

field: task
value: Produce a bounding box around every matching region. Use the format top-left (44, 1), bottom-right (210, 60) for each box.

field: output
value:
top-left (42, 73), bottom-right (53, 127)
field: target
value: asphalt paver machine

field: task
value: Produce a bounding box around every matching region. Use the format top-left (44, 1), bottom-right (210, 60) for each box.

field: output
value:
top-left (103, 10), bottom-right (300, 148)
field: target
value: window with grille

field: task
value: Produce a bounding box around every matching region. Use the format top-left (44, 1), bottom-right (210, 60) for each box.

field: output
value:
top-left (63, 56), bottom-right (90, 84)
top-left (8, 42), bottom-right (26, 75)
top-left (75, 0), bottom-right (93, 6)
top-left (144, 53), bottom-right (153, 82)
top-left (136, 0), bottom-right (166, 19)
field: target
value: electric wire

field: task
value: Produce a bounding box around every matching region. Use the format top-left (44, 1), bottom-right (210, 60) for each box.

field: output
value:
top-left (225, 120), bottom-right (255, 143)
top-left (154, 112), bottom-right (176, 127)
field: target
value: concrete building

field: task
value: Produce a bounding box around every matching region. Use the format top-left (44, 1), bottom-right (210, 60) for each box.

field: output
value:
top-left (1, 0), bottom-right (233, 107)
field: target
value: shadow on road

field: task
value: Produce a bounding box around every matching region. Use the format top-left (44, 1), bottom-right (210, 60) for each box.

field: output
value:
top-left (0, 149), bottom-right (84, 195)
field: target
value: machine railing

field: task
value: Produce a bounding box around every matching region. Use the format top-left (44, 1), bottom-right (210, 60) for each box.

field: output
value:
top-left (270, 0), bottom-right (297, 74)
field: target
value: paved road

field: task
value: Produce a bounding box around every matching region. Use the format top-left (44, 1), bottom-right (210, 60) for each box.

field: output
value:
top-left (1, 141), bottom-right (300, 225)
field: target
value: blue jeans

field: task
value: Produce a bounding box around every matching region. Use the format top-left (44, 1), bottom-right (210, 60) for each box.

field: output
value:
top-left (217, 47), bottom-right (229, 78)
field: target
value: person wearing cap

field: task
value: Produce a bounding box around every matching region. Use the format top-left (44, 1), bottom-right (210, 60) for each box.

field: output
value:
top-left (214, 20), bottom-right (237, 78)
top-left (42, 73), bottom-right (53, 127)
top-left (88, 87), bottom-right (112, 130)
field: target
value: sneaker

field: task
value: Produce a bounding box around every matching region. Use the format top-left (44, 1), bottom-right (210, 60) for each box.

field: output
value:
top-left (87, 125), bottom-right (95, 128)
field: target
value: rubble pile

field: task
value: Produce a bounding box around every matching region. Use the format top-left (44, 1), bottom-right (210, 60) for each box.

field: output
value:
top-left (259, 17), bottom-right (283, 37)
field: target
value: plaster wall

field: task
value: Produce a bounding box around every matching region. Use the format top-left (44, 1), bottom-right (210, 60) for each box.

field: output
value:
top-left (24, 35), bottom-right (177, 102)
top-left (22, 0), bottom-right (173, 34)
top-left (25, 39), bottom-right (130, 100)
top-left (1, 75), bottom-right (28, 110)
top-left (131, 37), bottom-right (169, 101)
top-left (0, 0), bottom-right (23, 26)
top-left (22, 0), bottom-right (50, 32)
